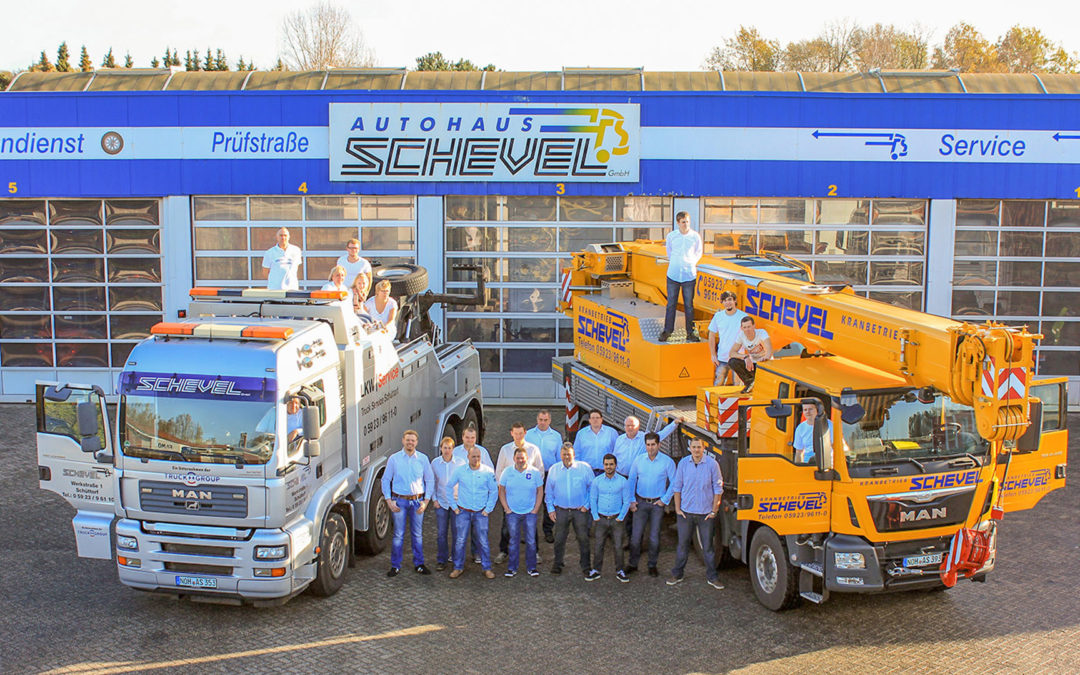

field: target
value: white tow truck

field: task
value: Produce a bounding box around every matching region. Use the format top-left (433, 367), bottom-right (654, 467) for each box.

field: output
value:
top-left (36, 271), bottom-right (485, 605)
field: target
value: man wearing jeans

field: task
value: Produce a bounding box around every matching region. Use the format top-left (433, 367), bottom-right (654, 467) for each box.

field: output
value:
top-left (660, 211), bottom-right (703, 342)
top-left (498, 447), bottom-right (544, 577)
top-left (668, 437), bottom-right (725, 590)
top-left (381, 429), bottom-right (435, 577)
top-left (447, 446), bottom-right (498, 579)
top-left (627, 432), bottom-right (677, 577)
top-left (587, 454), bottom-right (631, 583)
top-left (430, 436), bottom-right (465, 572)
top-left (546, 442), bottom-right (594, 576)
top-left (526, 410), bottom-right (563, 544)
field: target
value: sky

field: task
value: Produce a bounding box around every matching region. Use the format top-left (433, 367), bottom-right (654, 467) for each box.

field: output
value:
top-left (3, 0), bottom-right (1079, 73)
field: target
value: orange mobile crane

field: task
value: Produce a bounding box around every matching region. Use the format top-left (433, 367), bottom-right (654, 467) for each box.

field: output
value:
top-left (555, 241), bottom-right (1067, 610)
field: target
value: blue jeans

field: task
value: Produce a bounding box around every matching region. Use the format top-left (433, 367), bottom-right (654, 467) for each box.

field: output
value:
top-left (435, 506), bottom-right (456, 564)
top-left (671, 512), bottom-right (717, 582)
top-left (506, 512), bottom-right (538, 573)
top-left (664, 277), bottom-right (696, 334)
top-left (454, 510), bottom-right (491, 571)
top-left (629, 499), bottom-right (665, 568)
top-left (390, 497), bottom-right (425, 569)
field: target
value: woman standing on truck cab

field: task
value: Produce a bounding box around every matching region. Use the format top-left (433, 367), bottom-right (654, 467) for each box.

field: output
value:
top-left (364, 279), bottom-right (398, 332)
top-left (322, 265), bottom-right (352, 306)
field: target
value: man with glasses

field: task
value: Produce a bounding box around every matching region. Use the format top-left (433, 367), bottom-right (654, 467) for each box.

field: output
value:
top-left (336, 238), bottom-right (371, 301)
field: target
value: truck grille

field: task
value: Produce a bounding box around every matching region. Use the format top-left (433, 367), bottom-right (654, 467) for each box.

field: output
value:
top-left (139, 480), bottom-right (248, 518)
top-left (866, 488), bottom-right (974, 532)
top-left (164, 562), bottom-right (233, 576)
top-left (160, 542), bottom-right (234, 557)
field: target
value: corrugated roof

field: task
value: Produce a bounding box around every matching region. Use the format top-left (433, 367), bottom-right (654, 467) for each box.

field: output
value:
top-left (6, 69), bottom-right (1080, 94)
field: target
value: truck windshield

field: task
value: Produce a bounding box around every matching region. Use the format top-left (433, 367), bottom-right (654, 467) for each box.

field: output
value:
top-left (118, 372), bottom-right (277, 465)
top-left (842, 392), bottom-right (989, 473)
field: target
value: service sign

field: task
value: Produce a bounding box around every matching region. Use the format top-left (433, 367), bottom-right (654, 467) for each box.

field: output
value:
top-left (328, 103), bottom-right (639, 182)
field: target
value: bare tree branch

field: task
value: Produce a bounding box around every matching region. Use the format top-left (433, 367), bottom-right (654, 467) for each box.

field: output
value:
top-left (279, 1), bottom-right (375, 70)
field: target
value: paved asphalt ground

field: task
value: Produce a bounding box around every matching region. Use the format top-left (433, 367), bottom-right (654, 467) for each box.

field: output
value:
top-left (1, 404), bottom-right (1077, 674)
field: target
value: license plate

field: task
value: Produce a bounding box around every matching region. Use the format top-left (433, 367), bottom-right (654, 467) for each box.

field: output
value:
top-left (904, 552), bottom-right (944, 568)
top-left (175, 575), bottom-right (218, 589)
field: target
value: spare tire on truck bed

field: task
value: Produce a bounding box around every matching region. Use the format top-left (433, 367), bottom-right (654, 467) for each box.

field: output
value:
top-left (372, 264), bottom-right (428, 297)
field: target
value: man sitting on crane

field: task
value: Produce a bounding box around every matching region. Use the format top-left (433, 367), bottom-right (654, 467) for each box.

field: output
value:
top-left (727, 316), bottom-right (773, 392)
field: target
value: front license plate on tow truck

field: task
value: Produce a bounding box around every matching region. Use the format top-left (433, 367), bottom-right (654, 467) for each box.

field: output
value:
top-left (175, 575), bottom-right (218, 589)
top-left (904, 552), bottom-right (944, 567)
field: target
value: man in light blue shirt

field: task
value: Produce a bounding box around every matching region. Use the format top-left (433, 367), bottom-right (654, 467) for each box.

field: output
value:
top-left (453, 426), bottom-right (494, 469)
top-left (574, 409), bottom-right (617, 475)
top-left (431, 436), bottom-right (466, 571)
top-left (546, 442), bottom-right (594, 576)
top-left (526, 409), bottom-right (563, 544)
top-left (668, 438), bottom-right (724, 589)
top-left (447, 446), bottom-right (498, 579)
top-left (381, 429), bottom-right (435, 576)
top-left (498, 447), bottom-right (544, 577)
top-left (627, 432), bottom-right (678, 577)
top-left (587, 454), bottom-right (631, 582)
top-left (793, 401), bottom-right (831, 464)
top-left (613, 415), bottom-right (680, 548)
top-left (660, 211), bottom-right (703, 342)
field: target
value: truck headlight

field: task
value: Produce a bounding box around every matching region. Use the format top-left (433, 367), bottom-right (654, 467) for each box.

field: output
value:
top-left (255, 545), bottom-right (288, 560)
top-left (834, 552), bottom-right (866, 569)
top-left (116, 535), bottom-right (138, 551)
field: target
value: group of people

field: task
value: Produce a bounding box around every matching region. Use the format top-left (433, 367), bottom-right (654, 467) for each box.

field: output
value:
top-left (261, 227), bottom-right (398, 331)
top-left (381, 410), bottom-right (725, 590)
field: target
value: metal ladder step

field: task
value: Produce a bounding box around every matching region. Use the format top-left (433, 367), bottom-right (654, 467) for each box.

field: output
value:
top-left (800, 561), bottom-right (823, 577)
top-left (800, 590), bottom-right (825, 604)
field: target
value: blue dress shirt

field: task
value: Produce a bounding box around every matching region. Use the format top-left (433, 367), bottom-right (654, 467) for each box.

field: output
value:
top-left (453, 443), bottom-right (494, 469)
top-left (525, 426), bottom-right (563, 472)
top-left (446, 464), bottom-right (498, 513)
top-left (573, 425), bottom-right (618, 470)
top-left (627, 451), bottom-right (677, 504)
top-left (793, 419), bottom-right (832, 462)
top-left (671, 454), bottom-right (724, 515)
top-left (431, 454), bottom-right (466, 505)
top-left (499, 466), bottom-right (544, 514)
top-left (545, 460), bottom-right (594, 512)
top-left (590, 472), bottom-right (630, 520)
top-left (381, 449), bottom-right (435, 500)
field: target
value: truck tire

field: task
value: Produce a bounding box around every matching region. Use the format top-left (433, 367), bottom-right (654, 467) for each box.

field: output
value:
top-left (309, 511), bottom-right (348, 597)
top-left (749, 527), bottom-right (800, 611)
top-left (372, 264), bottom-right (428, 297)
top-left (357, 479), bottom-right (389, 555)
top-left (441, 418), bottom-right (461, 445)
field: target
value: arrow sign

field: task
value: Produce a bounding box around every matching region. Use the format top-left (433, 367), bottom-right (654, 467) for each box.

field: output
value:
top-left (813, 130), bottom-right (908, 160)
top-left (812, 130), bottom-right (895, 140)
top-left (1052, 133), bottom-right (1080, 141)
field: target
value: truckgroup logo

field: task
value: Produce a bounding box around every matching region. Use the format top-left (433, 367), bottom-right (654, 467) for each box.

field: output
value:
top-left (744, 288), bottom-right (834, 339)
top-left (165, 472), bottom-right (222, 487)
top-left (575, 304), bottom-right (632, 368)
top-left (328, 103), bottom-right (639, 182)
top-left (908, 469), bottom-right (980, 491)
top-left (757, 491), bottom-right (827, 519)
top-left (120, 372), bottom-right (276, 402)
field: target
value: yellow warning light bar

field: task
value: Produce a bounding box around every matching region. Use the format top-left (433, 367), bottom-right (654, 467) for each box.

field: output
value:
top-left (150, 322), bottom-right (294, 341)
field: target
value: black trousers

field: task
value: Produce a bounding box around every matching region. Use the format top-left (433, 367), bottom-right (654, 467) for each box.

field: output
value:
top-left (728, 357), bottom-right (756, 386)
top-left (592, 515), bottom-right (625, 572)
top-left (552, 507), bottom-right (592, 571)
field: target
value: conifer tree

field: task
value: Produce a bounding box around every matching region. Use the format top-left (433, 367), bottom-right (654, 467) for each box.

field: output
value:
top-left (79, 46), bottom-right (93, 72)
top-left (150, 56), bottom-right (160, 68)
top-left (56, 42), bottom-right (72, 72)
top-left (123, 53), bottom-right (133, 68)
top-left (32, 51), bottom-right (55, 72)
top-left (203, 48), bottom-right (213, 71)
top-left (214, 49), bottom-right (228, 71)
top-left (101, 48), bottom-right (117, 68)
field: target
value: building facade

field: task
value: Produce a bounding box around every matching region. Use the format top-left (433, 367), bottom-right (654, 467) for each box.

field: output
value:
top-left (1, 69), bottom-right (1077, 405)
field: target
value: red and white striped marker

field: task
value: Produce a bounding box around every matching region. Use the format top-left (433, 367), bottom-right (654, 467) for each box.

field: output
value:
top-left (980, 356), bottom-right (1027, 401)
top-left (564, 374), bottom-right (580, 434)
top-left (559, 269), bottom-right (573, 307)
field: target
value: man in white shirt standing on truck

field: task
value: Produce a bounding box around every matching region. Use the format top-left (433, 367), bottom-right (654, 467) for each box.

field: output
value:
top-left (708, 290), bottom-right (748, 386)
top-left (336, 238), bottom-right (372, 301)
top-left (262, 227), bottom-right (302, 290)
top-left (660, 211), bottom-right (703, 342)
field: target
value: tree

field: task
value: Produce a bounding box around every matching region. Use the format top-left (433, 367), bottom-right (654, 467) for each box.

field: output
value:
top-left (932, 23), bottom-right (1001, 72)
top-left (854, 23), bottom-right (930, 70)
top-left (203, 48), bottom-right (213, 71)
top-left (818, 19), bottom-right (862, 72)
top-left (101, 48), bottom-right (116, 69)
top-left (280, 1), bottom-right (375, 69)
top-left (783, 39), bottom-right (832, 72)
top-left (150, 57), bottom-right (160, 68)
top-left (704, 26), bottom-right (782, 71)
top-left (30, 50), bottom-right (54, 72)
top-left (415, 52), bottom-right (495, 71)
top-left (55, 42), bottom-right (72, 72)
top-left (214, 49), bottom-right (228, 71)
top-left (184, 50), bottom-right (198, 71)
top-left (997, 25), bottom-right (1078, 73)
top-left (273, 58), bottom-right (287, 71)
top-left (237, 56), bottom-right (246, 71)
top-left (123, 53), bottom-right (133, 68)
top-left (79, 46), bottom-right (93, 72)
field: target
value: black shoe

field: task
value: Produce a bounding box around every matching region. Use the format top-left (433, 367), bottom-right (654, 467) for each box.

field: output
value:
top-left (415, 564), bottom-right (431, 575)
top-left (740, 384), bottom-right (753, 393)
top-left (648, 567), bottom-right (659, 577)
top-left (625, 565), bottom-right (638, 574)
top-left (659, 331), bottom-right (671, 342)
top-left (527, 569), bottom-right (540, 577)
top-left (551, 565), bottom-right (563, 575)
top-left (686, 331), bottom-right (701, 342)
top-left (585, 569), bottom-right (601, 581)
top-left (616, 570), bottom-right (630, 583)
top-left (435, 562), bottom-right (446, 572)
top-left (387, 567), bottom-right (400, 577)
top-left (544, 532), bottom-right (555, 544)
top-left (666, 575), bottom-right (684, 586)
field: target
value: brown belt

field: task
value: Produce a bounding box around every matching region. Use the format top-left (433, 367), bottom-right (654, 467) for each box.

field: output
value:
top-left (392, 492), bottom-right (424, 500)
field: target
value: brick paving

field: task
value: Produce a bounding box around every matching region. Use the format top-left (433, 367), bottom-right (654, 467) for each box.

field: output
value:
top-left (1, 405), bottom-right (1076, 674)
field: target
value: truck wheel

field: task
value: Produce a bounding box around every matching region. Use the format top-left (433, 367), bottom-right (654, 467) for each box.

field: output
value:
top-left (357, 479), bottom-right (389, 555)
top-left (749, 527), bottom-right (800, 611)
top-left (441, 418), bottom-right (461, 445)
top-left (372, 264), bottom-right (428, 297)
top-left (462, 406), bottom-right (482, 442)
top-left (309, 511), bottom-right (348, 597)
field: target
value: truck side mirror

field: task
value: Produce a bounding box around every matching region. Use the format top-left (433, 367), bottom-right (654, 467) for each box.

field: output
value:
top-left (765, 400), bottom-right (792, 419)
top-left (814, 416), bottom-right (833, 473)
top-left (1014, 400), bottom-right (1042, 453)
top-left (304, 438), bottom-right (321, 458)
top-left (302, 406), bottom-right (322, 441)
top-left (77, 401), bottom-right (103, 454)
